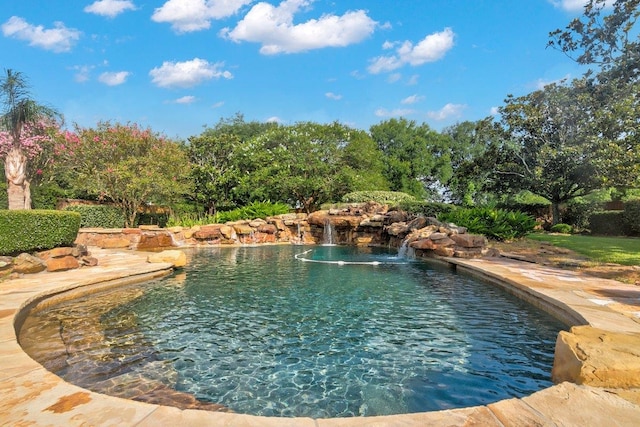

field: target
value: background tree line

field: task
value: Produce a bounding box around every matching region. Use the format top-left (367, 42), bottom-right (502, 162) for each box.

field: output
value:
top-left (2, 0), bottom-right (639, 229)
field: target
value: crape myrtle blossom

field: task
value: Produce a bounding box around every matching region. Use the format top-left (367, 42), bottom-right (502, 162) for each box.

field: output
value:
top-left (0, 120), bottom-right (55, 159)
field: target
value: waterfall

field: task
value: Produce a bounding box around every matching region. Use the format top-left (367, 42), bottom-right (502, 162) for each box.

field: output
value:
top-left (397, 240), bottom-right (409, 258)
top-left (397, 239), bottom-right (415, 258)
top-left (323, 218), bottom-right (336, 245)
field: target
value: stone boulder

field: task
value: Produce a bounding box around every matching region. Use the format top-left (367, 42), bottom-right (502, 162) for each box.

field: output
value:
top-left (46, 256), bottom-right (80, 272)
top-left (552, 325), bottom-right (640, 388)
top-left (13, 253), bottom-right (47, 274)
top-left (147, 250), bottom-right (187, 268)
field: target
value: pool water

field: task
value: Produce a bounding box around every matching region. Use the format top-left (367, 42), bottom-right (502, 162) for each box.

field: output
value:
top-left (20, 245), bottom-right (565, 418)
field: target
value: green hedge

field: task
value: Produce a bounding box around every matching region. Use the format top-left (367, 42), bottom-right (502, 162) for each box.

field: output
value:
top-left (550, 223), bottom-right (573, 234)
top-left (342, 191), bottom-right (416, 205)
top-left (438, 207), bottom-right (536, 241)
top-left (589, 211), bottom-right (627, 236)
top-left (623, 200), bottom-right (640, 235)
top-left (0, 210), bottom-right (81, 255)
top-left (397, 200), bottom-right (457, 217)
top-left (64, 205), bottom-right (125, 228)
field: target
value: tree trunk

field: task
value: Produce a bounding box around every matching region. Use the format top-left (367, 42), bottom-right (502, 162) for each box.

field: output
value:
top-left (4, 147), bottom-right (31, 209)
top-left (551, 202), bottom-right (561, 226)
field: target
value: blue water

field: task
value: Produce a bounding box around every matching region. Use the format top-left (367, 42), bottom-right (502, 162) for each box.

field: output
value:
top-left (22, 245), bottom-right (565, 418)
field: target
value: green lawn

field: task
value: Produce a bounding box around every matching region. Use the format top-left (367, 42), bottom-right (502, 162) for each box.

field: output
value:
top-left (526, 233), bottom-right (640, 266)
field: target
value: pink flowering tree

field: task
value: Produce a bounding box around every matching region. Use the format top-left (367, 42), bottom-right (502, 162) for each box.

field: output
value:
top-left (58, 121), bottom-right (191, 227)
top-left (1, 69), bottom-right (61, 209)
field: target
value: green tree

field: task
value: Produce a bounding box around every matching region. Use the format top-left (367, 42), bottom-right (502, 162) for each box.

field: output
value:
top-left (235, 122), bottom-right (376, 212)
top-left (441, 118), bottom-right (497, 205)
top-left (369, 118), bottom-right (451, 199)
top-left (550, 0), bottom-right (640, 189)
top-left (494, 81), bottom-right (603, 224)
top-left (0, 69), bottom-right (61, 209)
top-left (58, 122), bottom-right (190, 227)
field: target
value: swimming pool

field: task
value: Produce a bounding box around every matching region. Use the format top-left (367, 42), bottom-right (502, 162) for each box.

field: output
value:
top-left (19, 245), bottom-right (565, 418)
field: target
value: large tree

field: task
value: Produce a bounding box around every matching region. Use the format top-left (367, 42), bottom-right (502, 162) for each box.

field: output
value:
top-left (58, 122), bottom-right (190, 226)
top-left (369, 118), bottom-right (452, 199)
top-left (0, 69), bottom-right (60, 209)
top-left (549, 0), bottom-right (640, 189)
top-left (494, 81), bottom-right (603, 224)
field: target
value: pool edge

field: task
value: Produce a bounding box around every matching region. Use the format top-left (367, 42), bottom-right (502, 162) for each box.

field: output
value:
top-left (2, 248), bottom-right (640, 426)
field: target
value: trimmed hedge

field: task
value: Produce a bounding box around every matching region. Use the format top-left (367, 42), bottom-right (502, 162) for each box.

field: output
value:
top-left (64, 205), bottom-right (126, 228)
top-left (589, 211), bottom-right (628, 236)
top-left (623, 200), bottom-right (640, 235)
top-left (0, 210), bottom-right (81, 255)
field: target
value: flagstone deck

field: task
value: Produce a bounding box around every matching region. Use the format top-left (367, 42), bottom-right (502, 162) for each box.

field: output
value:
top-left (1, 248), bottom-right (640, 426)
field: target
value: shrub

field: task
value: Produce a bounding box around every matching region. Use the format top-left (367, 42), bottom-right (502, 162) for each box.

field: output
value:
top-left (497, 191), bottom-right (551, 219)
top-left (589, 211), bottom-right (627, 236)
top-left (64, 205), bottom-right (125, 228)
top-left (397, 200), bottom-right (457, 217)
top-left (438, 207), bottom-right (536, 241)
top-left (0, 210), bottom-right (81, 255)
top-left (623, 200), bottom-right (640, 235)
top-left (550, 223), bottom-right (573, 234)
top-left (167, 201), bottom-right (291, 227)
top-left (563, 198), bottom-right (606, 230)
top-left (341, 191), bottom-right (416, 205)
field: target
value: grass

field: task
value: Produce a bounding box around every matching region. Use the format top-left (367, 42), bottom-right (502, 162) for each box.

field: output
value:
top-left (526, 233), bottom-right (640, 266)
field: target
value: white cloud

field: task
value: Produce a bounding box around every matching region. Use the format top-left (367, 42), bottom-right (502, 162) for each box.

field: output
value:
top-left (98, 71), bottom-right (130, 85)
top-left (374, 108), bottom-right (415, 118)
top-left (387, 73), bottom-right (401, 83)
top-left (221, 0), bottom-right (377, 54)
top-left (549, 0), bottom-right (615, 12)
top-left (149, 58), bottom-right (233, 88)
top-left (175, 95), bottom-right (197, 104)
top-left (152, 0), bottom-right (252, 33)
top-left (212, 101), bottom-right (224, 108)
top-left (368, 28), bottom-right (455, 74)
top-left (426, 103), bottom-right (466, 121)
top-left (71, 65), bottom-right (94, 83)
top-left (85, 0), bottom-right (136, 18)
top-left (1, 16), bottom-right (81, 52)
top-left (407, 74), bottom-right (419, 85)
top-left (401, 95), bottom-right (424, 105)
top-left (490, 106), bottom-right (499, 115)
top-left (266, 116), bottom-right (282, 123)
top-left (325, 92), bottom-right (342, 100)
top-left (535, 74), bottom-right (570, 89)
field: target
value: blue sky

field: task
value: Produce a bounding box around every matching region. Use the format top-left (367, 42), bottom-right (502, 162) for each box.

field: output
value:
top-left (1, 0), bottom-right (591, 139)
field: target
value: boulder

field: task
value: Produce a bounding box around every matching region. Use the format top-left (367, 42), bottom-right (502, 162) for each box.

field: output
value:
top-left (147, 250), bottom-right (187, 268)
top-left (99, 237), bottom-right (132, 249)
top-left (451, 233), bottom-right (487, 248)
top-left (13, 253), bottom-right (47, 274)
top-left (193, 225), bottom-right (222, 240)
top-left (46, 256), bottom-right (80, 272)
top-left (552, 325), bottom-right (640, 388)
top-left (409, 239), bottom-right (437, 250)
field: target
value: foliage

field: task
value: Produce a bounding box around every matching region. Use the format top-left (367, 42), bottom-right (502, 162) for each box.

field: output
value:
top-left (167, 201), bottom-right (290, 227)
top-left (30, 183), bottom-right (70, 209)
top-left (526, 233), bottom-right (640, 266)
top-left (562, 192), bottom-right (608, 230)
top-left (623, 200), bottom-right (640, 235)
top-left (440, 119), bottom-right (498, 205)
top-left (497, 191), bottom-right (551, 219)
top-left (63, 205), bottom-right (125, 228)
top-left (439, 207), bottom-right (536, 241)
top-left (0, 210), bottom-right (80, 255)
top-left (56, 122), bottom-right (191, 227)
top-left (370, 118), bottom-right (452, 199)
top-left (0, 69), bottom-right (62, 209)
top-left (396, 200), bottom-right (457, 217)
top-left (492, 80), bottom-right (603, 224)
top-left (549, 1), bottom-right (640, 189)
top-left (234, 122), bottom-right (381, 213)
top-left (550, 223), bottom-right (573, 234)
top-left (589, 211), bottom-right (627, 235)
top-left (341, 191), bottom-right (415, 205)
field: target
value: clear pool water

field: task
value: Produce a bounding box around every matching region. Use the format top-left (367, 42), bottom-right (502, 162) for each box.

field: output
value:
top-left (20, 245), bottom-right (565, 418)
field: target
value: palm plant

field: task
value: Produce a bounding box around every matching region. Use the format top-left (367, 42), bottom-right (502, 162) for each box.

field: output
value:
top-left (0, 69), bottom-right (60, 209)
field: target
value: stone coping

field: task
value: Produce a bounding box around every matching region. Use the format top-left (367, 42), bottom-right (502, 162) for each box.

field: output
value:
top-left (1, 248), bottom-right (639, 426)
